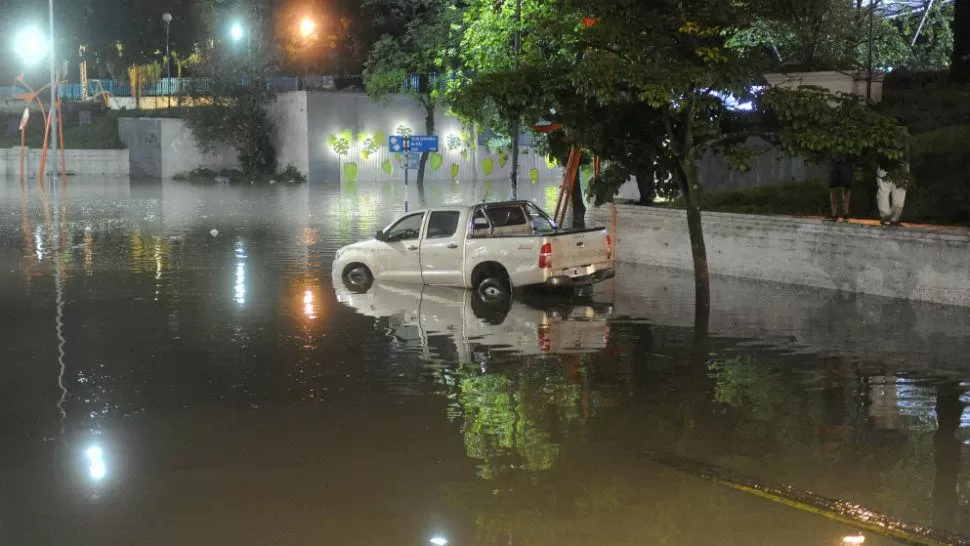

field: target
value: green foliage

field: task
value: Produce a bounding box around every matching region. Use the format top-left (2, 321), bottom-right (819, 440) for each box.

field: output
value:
top-left (588, 163), bottom-right (634, 207)
top-left (878, 71), bottom-right (970, 133)
top-left (450, 163), bottom-right (460, 179)
top-left (446, 362), bottom-right (583, 479)
top-left (172, 165), bottom-right (307, 185)
top-left (906, 125), bottom-right (970, 224)
top-left (0, 107), bottom-right (124, 149)
top-left (729, 0), bottom-right (953, 72)
top-left (446, 134), bottom-right (462, 151)
top-left (529, 168), bottom-right (539, 184)
top-left (481, 157), bottom-right (495, 176)
top-left (382, 159), bottom-right (394, 175)
top-left (661, 180), bottom-right (832, 216)
top-left (277, 164), bottom-right (306, 182)
top-left (396, 124), bottom-right (413, 137)
top-left (708, 355), bottom-right (822, 447)
top-left (429, 152), bottom-right (443, 172)
top-left (329, 132), bottom-right (351, 156)
top-left (760, 85), bottom-right (910, 165)
top-left (343, 162), bottom-right (359, 182)
top-left (183, 0), bottom-right (280, 176)
top-left (360, 134), bottom-right (380, 160)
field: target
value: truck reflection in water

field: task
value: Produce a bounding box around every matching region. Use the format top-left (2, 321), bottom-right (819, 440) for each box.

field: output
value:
top-left (332, 278), bottom-right (613, 358)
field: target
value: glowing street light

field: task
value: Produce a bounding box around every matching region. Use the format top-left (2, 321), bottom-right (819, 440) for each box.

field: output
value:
top-left (299, 17), bottom-right (316, 39)
top-left (230, 21), bottom-right (245, 43)
top-left (13, 26), bottom-right (47, 65)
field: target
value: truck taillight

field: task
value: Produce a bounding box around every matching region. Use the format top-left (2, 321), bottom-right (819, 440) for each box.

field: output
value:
top-left (605, 234), bottom-right (613, 260)
top-left (538, 242), bottom-right (553, 270)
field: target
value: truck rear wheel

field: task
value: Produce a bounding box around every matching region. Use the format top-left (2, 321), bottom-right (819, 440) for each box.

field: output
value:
top-left (477, 276), bottom-right (511, 304)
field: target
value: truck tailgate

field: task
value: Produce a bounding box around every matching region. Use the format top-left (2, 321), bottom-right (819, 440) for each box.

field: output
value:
top-left (548, 228), bottom-right (609, 269)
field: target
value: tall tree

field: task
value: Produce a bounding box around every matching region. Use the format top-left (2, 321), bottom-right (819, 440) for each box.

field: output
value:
top-left (457, 0), bottom-right (551, 199)
top-left (185, 0), bottom-right (281, 176)
top-left (363, 0), bottom-right (462, 198)
top-left (561, 0), bottom-right (909, 321)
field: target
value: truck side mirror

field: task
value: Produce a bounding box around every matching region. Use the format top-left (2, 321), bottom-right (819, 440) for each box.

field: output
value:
top-left (472, 217), bottom-right (489, 229)
top-left (374, 230), bottom-right (385, 242)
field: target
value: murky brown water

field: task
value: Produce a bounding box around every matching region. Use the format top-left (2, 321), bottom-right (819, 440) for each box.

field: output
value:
top-left (2, 177), bottom-right (969, 546)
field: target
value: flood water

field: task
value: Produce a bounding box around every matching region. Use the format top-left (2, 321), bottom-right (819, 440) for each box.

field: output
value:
top-left (2, 177), bottom-right (970, 546)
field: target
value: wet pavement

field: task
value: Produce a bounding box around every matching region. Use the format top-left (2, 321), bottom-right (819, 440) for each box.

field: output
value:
top-left (2, 177), bottom-right (969, 545)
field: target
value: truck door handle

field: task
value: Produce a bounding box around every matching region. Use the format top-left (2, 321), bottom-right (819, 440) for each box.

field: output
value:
top-left (407, 245), bottom-right (418, 251)
top-left (447, 243), bottom-right (458, 249)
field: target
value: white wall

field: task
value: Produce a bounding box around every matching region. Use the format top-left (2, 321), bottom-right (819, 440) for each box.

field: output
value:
top-left (0, 147), bottom-right (128, 176)
top-left (268, 92), bottom-right (310, 175)
top-left (591, 205), bottom-right (970, 307)
top-left (119, 117), bottom-right (239, 178)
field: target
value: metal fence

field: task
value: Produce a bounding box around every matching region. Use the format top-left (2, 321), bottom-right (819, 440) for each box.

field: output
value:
top-left (0, 74), bottom-right (360, 102)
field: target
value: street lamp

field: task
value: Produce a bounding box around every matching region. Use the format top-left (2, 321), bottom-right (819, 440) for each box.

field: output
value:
top-left (163, 13), bottom-right (172, 110)
top-left (13, 26), bottom-right (47, 65)
top-left (230, 21), bottom-right (244, 43)
top-left (299, 17), bottom-right (316, 39)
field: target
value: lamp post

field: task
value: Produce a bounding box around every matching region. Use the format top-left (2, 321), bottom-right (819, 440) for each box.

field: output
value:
top-left (163, 12), bottom-right (172, 111)
top-left (48, 0), bottom-right (56, 179)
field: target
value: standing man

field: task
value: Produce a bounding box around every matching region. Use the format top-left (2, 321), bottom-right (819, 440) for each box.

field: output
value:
top-left (876, 164), bottom-right (909, 226)
top-left (826, 157), bottom-right (853, 222)
top-left (877, 125), bottom-right (914, 227)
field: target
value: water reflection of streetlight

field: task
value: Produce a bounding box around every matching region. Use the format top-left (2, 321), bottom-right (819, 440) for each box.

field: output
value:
top-left (303, 289), bottom-right (316, 320)
top-left (86, 445), bottom-right (107, 481)
top-left (234, 239), bottom-right (247, 306)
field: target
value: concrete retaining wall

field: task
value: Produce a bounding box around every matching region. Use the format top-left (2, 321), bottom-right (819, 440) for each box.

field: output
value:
top-left (118, 117), bottom-right (239, 179)
top-left (591, 205), bottom-right (970, 307)
top-left (0, 147), bottom-right (129, 176)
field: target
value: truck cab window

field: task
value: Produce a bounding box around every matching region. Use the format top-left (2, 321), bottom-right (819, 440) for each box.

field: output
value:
top-left (525, 204), bottom-right (556, 234)
top-left (384, 213), bottom-right (425, 242)
top-left (486, 205), bottom-right (528, 227)
top-left (426, 211), bottom-right (461, 239)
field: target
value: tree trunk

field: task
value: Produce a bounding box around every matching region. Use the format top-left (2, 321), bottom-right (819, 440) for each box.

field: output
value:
top-left (953, 0), bottom-right (970, 81)
top-left (682, 161), bottom-right (711, 324)
top-left (415, 103), bottom-right (434, 205)
top-left (571, 168), bottom-right (586, 228)
top-left (509, 120), bottom-right (520, 200)
top-left (635, 165), bottom-right (656, 205)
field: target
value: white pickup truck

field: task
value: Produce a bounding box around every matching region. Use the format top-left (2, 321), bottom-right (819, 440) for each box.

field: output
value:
top-left (333, 200), bottom-right (615, 302)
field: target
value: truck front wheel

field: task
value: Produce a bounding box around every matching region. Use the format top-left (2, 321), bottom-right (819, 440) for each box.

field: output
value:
top-left (342, 263), bottom-right (374, 293)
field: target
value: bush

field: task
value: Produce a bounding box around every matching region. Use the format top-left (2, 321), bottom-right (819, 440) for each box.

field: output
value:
top-left (662, 180), bottom-right (832, 216)
top-left (904, 125), bottom-right (970, 224)
top-left (879, 70), bottom-right (970, 132)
